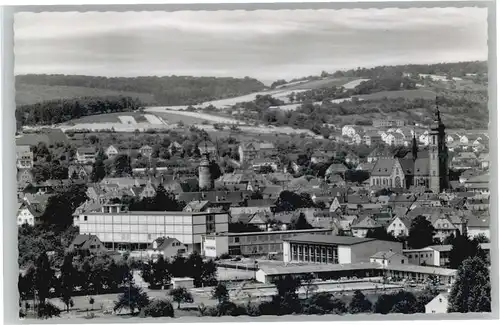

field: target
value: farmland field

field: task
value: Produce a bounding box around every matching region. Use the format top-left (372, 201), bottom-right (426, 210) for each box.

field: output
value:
top-left (62, 112), bottom-right (149, 124)
top-left (15, 83), bottom-right (157, 106)
top-left (342, 78), bottom-right (371, 89)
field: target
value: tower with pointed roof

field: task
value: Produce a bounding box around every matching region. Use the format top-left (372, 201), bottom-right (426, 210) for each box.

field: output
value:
top-left (199, 139), bottom-right (214, 190)
top-left (412, 130), bottom-right (418, 161)
top-left (428, 97), bottom-right (449, 193)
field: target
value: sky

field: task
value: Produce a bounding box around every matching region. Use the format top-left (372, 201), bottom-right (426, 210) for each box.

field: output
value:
top-left (14, 8), bottom-right (488, 84)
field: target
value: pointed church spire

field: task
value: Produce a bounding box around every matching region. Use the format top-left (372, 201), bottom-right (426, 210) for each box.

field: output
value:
top-left (435, 96), bottom-right (442, 124)
top-left (412, 129), bottom-right (418, 161)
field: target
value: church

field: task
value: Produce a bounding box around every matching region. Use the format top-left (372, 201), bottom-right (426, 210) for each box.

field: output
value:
top-left (369, 106), bottom-right (449, 193)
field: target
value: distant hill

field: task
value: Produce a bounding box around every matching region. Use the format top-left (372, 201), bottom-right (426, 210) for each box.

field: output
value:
top-left (15, 83), bottom-right (157, 106)
top-left (15, 74), bottom-right (266, 106)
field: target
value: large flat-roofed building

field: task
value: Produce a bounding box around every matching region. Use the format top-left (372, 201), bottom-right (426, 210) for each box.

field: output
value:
top-left (201, 228), bottom-right (334, 258)
top-left (75, 210), bottom-right (229, 252)
top-left (283, 235), bottom-right (403, 265)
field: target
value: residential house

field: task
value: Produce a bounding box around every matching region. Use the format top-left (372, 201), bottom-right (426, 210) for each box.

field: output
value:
top-left (68, 234), bottom-right (106, 255)
top-left (168, 141), bottom-right (183, 155)
top-left (252, 158), bottom-right (278, 172)
top-left (351, 216), bottom-right (384, 238)
top-left (76, 146), bottom-right (97, 163)
top-left (310, 151), bottom-right (332, 164)
top-left (369, 251), bottom-right (408, 266)
top-left (105, 145), bottom-right (119, 159)
top-left (16, 145), bottom-right (33, 169)
top-left (147, 236), bottom-right (188, 260)
top-left (466, 212), bottom-right (490, 240)
top-left (341, 125), bottom-right (359, 138)
top-left (68, 164), bottom-right (93, 180)
top-left (17, 169), bottom-right (34, 191)
top-left (425, 293), bottom-right (449, 314)
top-left (325, 163), bottom-right (348, 177)
top-left (386, 215), bottom-right (412, 238)
top-left (238, 142), bottom-right (259, 163)
top-left (345, 153), bottom-right (360, 166)
top-left (199, 140), bottom-right (217, 156)
top-left (464, 197), bottom-right (489, 211)
top-left (431, 215), bottom-right (466, 243)
top-left (352, 133), bottom-right (363, 145)
top-left (17, 201), bottom-right (43, 226)
top-left (363, 132), bottom-right (383, 146)
top-left (477, 152), bottom-right (489, 169)
top-left (452, 152), bottom-right (478, 168)
top-left (385, 133), bottom-right (404, 146)
top-left (463, 173), bottom-right (489, 194)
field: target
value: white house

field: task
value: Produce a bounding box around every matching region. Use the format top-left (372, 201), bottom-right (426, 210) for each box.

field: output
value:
top-left (341, 125), bottom-right (357, 137)
top-left (425, 293), bottom-right (449, 314)
top-left (17, 201), bottom-right (42, 226)
top-left (106, 145), bottom-right (119, 159)
top-left (386, 216), bottom-right (411, 238)
top-left (147, 236), bottom-right (187, 260)
top-left (369, 250), bottom-right (408, 267)
top-left (459, 135), bottom-right (469, 145)
top-left (419, 132), bottom-right (430, 146)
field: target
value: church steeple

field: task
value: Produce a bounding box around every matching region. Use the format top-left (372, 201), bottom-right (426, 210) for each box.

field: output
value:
top-left (412, 129), bottom-right (418, 161)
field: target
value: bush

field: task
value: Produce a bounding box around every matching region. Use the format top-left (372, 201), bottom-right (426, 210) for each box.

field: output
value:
top-left (141, 299), bottom-right (175, 318)
top-left (37, 302), bottom-right (62, 319)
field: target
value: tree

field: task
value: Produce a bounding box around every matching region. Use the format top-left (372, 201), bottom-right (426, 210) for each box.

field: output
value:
top-left (473, 233), bottom-right (489, 243)
top-left (142, 299), bottom-right (175, 318)
top-left (331, 298), bottom-right (347, 314)
top-left (113, 154), bottom-right (132, 177)
top-left (448, 256), bottom-right (491, 313)
top-left (34, 252), bottom-right (54, 307)
top-left (365, 228), bottom-right (398, 242)
top-left (37, 302), bottom-right (62, 319)
top-left (151, 256), bottom-right (170, 289)
top-left (304, 292), bottom-right (335, 314)
top-left (272, 275), bottom-right (302, 315)
top-left (348, 290), bottom-right (372, 314)
top-left (89, 297), bottom-right (95, 311)
top-left (212, 283), bottom-right (229, 304)
top-left (290, 213), bottom-right (313, 230)
top-left (407, 216), bottom-right (436, 249)
top-left (91, 149), bottom-right (107, 182)
top-left (449, 234), bottom-right (485, 269)
top-left (374, 290), bottom-right (419, 314)
top-left (301, 273), bottom-right (318, 299)
top-left (114, 284), bottom-right (150, 315)
top-left (59, 254), bottom-right (76, 312)
top-left (169, 287), bottom-right (193, 309)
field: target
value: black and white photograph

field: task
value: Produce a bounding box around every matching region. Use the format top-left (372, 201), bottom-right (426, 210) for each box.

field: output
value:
top-left (6, 2), bottom-right (494, 321)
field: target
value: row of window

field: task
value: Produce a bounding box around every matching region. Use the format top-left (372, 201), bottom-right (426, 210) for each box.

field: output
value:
top-left (230, 232), bottom-right (330, 244)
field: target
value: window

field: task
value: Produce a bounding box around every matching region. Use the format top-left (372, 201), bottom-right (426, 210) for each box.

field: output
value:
top-left (235, 237), bottom-right (240, 243)
top-left (84, 216), bottom-right (88, 221)
top-left (401, 259), bottom-right (405, 264)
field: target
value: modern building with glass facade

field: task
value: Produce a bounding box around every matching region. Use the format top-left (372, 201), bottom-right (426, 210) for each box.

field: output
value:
top-left (283, 235), bottom-right (403, 265)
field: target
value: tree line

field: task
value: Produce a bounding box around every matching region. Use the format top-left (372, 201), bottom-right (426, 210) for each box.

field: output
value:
top-left (16, 96), bottom-right (145, 126)
top-left (16, 74), bottom-right (266, 106)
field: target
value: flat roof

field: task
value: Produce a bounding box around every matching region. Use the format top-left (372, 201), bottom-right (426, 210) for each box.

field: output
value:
top-left (259, 262), bottom-right (382, 276)
top-left (84, 211), bottom-right (228, 216)
top-left (208, 228), bottom-right (333, 237)
top-left (385, 264), bottom-right (457, 276)
top-left (284, 234), bottom-right (376, 246)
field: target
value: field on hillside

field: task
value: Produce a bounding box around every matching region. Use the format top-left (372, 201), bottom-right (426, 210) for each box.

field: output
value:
top-left (282, 77), bottom-right (362, 90)
top-left (357, 89), bottom-right (437, 101)
top-left (15, 83), bottom-right (157, 106)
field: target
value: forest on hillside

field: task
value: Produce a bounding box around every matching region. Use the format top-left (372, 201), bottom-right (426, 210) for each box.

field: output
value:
top-left (15, 75), bottom-right (266, 106)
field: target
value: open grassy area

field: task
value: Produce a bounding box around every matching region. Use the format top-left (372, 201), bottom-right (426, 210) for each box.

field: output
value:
top-left (16, 83), bottom-right (157, 106)
top-left (357, 89), bottom-right (437, 101)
